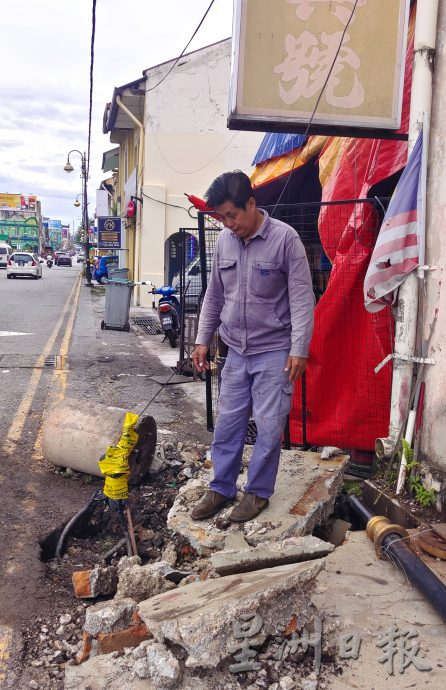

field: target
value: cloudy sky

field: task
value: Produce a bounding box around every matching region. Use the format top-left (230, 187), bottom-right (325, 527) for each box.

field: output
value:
top-left (1, 0), bottom-right (233, 227)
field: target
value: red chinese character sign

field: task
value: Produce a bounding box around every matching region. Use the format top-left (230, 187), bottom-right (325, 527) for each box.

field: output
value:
top-left (229, 0), bottom-right (410, 138)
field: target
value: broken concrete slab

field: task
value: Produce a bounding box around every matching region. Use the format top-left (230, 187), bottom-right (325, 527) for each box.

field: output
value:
top-left (143, 641), bottom-right (182, 688)
top-left (84, 598), bottom-right (137, 637)
top-left (138, 559), bottom-right (324, 669)
top-left (167, 449), bottom-right (348, 553)
top-left (210, 535), bottom-right (334, 576)
top-left (116, 561), bottom-right (177, 603)
top-left (311, 530), bottom-right (446, 690)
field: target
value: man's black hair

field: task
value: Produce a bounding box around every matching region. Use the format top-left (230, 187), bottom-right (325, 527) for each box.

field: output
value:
top-left (204, 170), bottom-right (254, 210)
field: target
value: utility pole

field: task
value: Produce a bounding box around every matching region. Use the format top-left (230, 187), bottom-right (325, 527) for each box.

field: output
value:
top-left (418, 0), bottom-right (446, 477)
top-left (387, 1), bottom-right (439, 443)
top-left (64, 149), bottom-right (92, 285)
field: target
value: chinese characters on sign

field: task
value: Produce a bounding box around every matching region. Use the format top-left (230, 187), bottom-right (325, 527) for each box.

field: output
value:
top-left (286, 0), bottom-right (367, 26)
top-left (274, 30), bottom-right (364, 108)
top-left (229, 0), bottom-right (409, 135)
top-left (276, 0), bottom-right (368, 109)
top-left (228, 614), bottom-right (431, 676)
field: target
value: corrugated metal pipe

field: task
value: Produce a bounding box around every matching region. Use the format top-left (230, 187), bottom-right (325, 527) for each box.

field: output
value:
top-left (348, 495), bottom-right (446, 621)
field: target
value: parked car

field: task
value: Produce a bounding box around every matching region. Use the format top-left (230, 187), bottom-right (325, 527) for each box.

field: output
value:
top-left (0, 243), bottom-right (13, 269)
top-left (171, 252), bottom-right (212, 313)
top-left (76, 252), bottom-right (85, 263)
top-left (93, 255), bottom-right (118, 284)
top-left (7, 252), bottom-right (43, 279)
top-left (55, 252), bottom-right (72, 267)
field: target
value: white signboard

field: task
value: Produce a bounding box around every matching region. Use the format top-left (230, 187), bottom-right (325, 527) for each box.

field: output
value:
top-left (229, 0), bottom-right (410, 137)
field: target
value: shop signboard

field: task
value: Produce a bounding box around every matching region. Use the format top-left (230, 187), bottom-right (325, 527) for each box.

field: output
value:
top-left (229, 0), bottom-right (410, 137)
top-left (97, 216), bottom-right (122, 249)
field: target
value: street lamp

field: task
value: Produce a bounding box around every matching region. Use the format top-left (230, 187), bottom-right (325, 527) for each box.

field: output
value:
top-left (73, 194), bottom-right (81, 208)
top-left (64, 149), bottom-right (91, 285)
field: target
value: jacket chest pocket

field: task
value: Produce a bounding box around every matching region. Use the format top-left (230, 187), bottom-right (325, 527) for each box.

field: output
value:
top-left (218, 258), bottom-right (237, 295)
top-left (250, 261), bottom-right (283, 298)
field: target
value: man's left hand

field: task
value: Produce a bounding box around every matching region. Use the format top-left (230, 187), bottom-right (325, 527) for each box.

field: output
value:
top-left (285, 356), bottom-right (307, 382)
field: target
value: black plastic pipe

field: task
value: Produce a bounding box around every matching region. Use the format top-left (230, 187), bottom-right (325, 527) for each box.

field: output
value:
top-left (348, 495), bottom-right (446, 621)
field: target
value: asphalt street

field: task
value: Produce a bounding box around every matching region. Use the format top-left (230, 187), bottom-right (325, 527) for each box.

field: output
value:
top-left (0, 262), bottom-right (82, 445)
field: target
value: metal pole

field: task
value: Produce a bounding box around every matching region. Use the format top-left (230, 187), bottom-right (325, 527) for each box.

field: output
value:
top-left (198, 212), bottom-right (214, 430)
top-left (301, 371), bottom-right (308, 450)
top-left (388, 0), bottom-right (439, 439)
top-left (82, 152), bottom-right (92, 285)
top-left (283, 416), bottom-right (291, 450)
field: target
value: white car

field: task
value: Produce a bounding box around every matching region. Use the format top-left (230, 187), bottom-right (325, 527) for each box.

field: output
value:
top-left (0, 243), bottom-right (12, 268)
top-left (76, 252), bottom-right (85, 263)
top-left (7, 252), bottom-right (43, 279)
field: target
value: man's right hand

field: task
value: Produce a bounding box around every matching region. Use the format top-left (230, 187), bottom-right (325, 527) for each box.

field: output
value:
top-left (192, 345), bottom-right (209, 373)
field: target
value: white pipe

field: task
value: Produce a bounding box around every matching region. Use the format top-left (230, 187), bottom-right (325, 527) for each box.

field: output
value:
top-left (417, 111), bottom-right (429, 279)
top-left (396, 409), bottom-right (416, 494)
top-left (388, 0), bottom-right (439, 439)
top-left (116, 94), bottom-right (145, 305)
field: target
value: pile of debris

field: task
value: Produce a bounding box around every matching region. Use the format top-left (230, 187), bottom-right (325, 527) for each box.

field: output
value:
top-left (26, 440), bottom-right (352, 689)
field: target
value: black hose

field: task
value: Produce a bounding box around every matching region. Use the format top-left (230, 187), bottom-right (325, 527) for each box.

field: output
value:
top-left (348, 495), bottom-right (446, 621)
top-left (348, 495), bottom-right (374, 523)
top-left (55, 489), bottom-right (103, 560)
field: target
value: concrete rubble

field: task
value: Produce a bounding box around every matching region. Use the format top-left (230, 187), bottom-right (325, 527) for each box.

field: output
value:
top-left (138, 560), bottom-right (325, 668)
top-left (167, 449), bottom-right (348, 553)
top-left (64, 647), bottom-right (212, 690)
top-left (115, 557), bottom-right (179, 602)
top-left (210, 535), bottom-right (334, 576)
top-left (59, 436), bottom-right (446, 690)
top-left (134, 640), bottom-right (181, 687)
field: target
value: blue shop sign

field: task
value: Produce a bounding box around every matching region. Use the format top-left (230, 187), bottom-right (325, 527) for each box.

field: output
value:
top-left (97, 217), bottom-right (122, 249)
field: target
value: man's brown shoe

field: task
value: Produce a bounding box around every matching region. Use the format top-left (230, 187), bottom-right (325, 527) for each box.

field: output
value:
top-left (191, 490), bottom-right (233, 521)
top-left (229, 492), bottom-right (269, 523)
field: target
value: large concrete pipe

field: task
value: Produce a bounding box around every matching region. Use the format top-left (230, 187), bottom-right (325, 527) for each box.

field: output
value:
top-left (42, 399), bottom-right (157, 485)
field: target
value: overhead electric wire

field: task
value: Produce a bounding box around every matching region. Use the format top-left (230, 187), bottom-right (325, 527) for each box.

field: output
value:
top-left (270, 0), bottom-right (360, 214)
top-left (86, 0), bottom-right (97, 181)
top-left (142, 191), bottom-right (197, 218)
top-left (148, 118), bottom-right (240, 175)
top-left (146, 0), bottom-right (216, 94)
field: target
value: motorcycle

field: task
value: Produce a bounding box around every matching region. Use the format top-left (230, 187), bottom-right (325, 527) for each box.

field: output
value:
top-left (149, 284), bottom-right (181, 348)
top-left (46, 257), bottom-right (53, 268)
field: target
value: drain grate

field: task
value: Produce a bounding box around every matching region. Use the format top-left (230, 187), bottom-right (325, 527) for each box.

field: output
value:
top-left (132, 316), bottom-right (162, 335)
top-left (45, 354), bottom-right (64, 369)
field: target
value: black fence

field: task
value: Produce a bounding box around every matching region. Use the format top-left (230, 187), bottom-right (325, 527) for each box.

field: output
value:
top-left (196, 198), bottom-right (393, 451)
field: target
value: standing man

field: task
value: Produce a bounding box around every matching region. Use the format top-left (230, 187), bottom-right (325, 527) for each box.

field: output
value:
top-left (191, 171), bottom-right (314, 523)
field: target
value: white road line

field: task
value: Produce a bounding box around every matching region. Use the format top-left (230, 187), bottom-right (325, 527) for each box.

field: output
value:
top-left (0, 331), bottom-right (32, 336)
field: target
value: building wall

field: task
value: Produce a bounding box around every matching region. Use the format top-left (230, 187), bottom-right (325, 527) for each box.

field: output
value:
top-left (419, 0), bottom-right (446, 475)
top-left (139, 39), bottom-right (263, 306)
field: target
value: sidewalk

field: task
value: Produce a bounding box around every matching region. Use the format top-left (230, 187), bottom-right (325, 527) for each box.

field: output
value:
top-left (66, 283), bottom-right (210, 446)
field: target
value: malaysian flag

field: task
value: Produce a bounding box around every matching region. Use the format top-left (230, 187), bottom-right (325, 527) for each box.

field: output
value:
top-left (364, 132), bottom-right (423, 313)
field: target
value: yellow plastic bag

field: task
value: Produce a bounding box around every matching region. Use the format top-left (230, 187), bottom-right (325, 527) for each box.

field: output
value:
top-left (98, 412), bottom-right (139, 500)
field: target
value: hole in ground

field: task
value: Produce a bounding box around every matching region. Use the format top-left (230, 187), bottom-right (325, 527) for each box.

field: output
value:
top-left (39, 499), bottom-right (109, 562)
